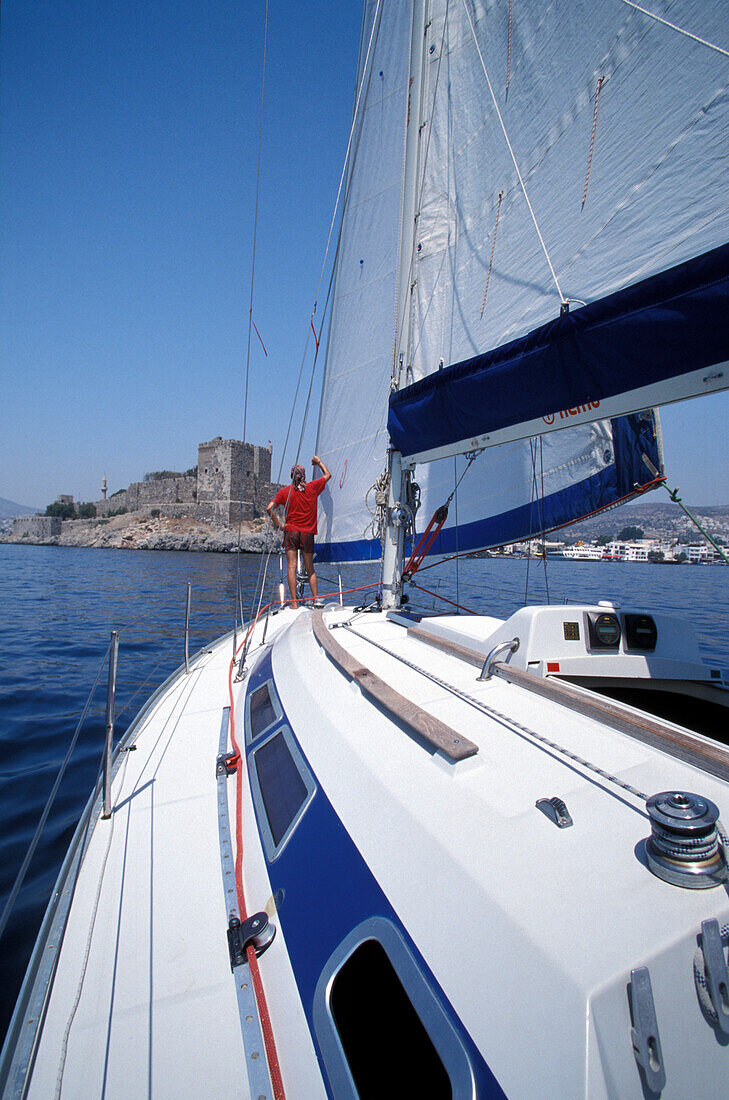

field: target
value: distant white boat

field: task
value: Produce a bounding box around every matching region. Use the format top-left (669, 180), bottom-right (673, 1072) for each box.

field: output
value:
top-left (561, 544), bottom-right (606, 561)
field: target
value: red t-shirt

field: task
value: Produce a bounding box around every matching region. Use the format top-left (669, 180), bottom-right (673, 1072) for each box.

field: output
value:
top-left (273, 477), bottom-right (327, 534)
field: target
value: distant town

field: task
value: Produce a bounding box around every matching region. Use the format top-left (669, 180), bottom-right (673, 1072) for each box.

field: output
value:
top-left (500, 499), bottom-right (729, 563)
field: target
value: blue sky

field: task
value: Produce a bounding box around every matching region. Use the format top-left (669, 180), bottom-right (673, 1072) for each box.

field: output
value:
top-left (1, 0), bottom-right (727, 510)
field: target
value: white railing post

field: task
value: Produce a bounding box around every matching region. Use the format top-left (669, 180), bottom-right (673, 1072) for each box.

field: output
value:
top-left (102, 631), bottom-right (119, 819)
top-left (184, 582), bottom-right (192, 674)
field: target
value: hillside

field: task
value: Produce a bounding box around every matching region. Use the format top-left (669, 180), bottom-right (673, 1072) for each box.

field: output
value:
top-left (0, 497), bottom-right (39, 519)
top-left (564, 499), bottom-right (729, 543)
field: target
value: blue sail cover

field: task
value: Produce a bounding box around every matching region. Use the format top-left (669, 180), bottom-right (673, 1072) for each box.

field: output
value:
top-left (388, 243), bottom-right (729, 461)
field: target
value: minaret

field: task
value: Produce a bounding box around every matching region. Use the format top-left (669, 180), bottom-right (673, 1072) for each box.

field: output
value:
top-left (101, 474), bottom-right (107, 500)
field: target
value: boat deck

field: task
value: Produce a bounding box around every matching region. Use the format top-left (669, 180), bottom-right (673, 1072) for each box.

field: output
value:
top-left (26, 637), bottom-right (253, 1099)
top-left (10, 602), bottom-right (729, 1098)
top-left (272, 603), bottom-right (729, 1098)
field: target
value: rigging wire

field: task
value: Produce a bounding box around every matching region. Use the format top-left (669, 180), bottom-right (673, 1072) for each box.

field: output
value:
top-left (339, 623), bottom-right (651, 804)
top-left (0, 642), bottom-right (113, 946)
top-left (617, 0), bottom-right (729, 58)
top-left (461, 0), bottom-right (566, 307)
top-left (239, 3), bottom-right (386, 640)
top-left (539, 437), bottom-right (551, 604)
top-left (523, 437), bottom-right (551, 605)
top-left (235, 0), bottom-right (269, 639)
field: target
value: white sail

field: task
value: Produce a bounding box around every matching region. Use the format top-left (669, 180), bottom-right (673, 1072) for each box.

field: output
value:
top-left (315, 0), bottom-right (411, 559)
top-left (317, 0), bottom-right (721, 560)
top-left (389, 0), bottom-right (729, 467)
top-left (412, 0), bottom-right (728, 372)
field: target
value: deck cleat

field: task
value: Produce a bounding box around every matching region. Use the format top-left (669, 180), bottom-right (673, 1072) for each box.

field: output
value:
top-left (644, 791), bottom-right (728, 889)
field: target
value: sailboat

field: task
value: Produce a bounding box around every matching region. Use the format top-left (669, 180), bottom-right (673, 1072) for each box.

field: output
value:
top-left (3, 1), bottom-right (729, 1096)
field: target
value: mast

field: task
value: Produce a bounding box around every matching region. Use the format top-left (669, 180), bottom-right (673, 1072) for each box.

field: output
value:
top-left (381, 0), bottom-right (428, 609)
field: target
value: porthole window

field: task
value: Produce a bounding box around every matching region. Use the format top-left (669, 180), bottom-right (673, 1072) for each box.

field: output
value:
top-left (314, 918), bottom-right (474, 1098)
top-left (248, 726), bottom-right (315, 859)
top-left (245, 678), bottom-right (282, 744)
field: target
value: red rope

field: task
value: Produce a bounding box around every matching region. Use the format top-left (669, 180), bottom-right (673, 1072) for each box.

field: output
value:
top-left (403, 506), bottom-right (448, 576)
top-left (228, 654), bottom-right (286, 1100)
top-left (252, 317), bottom-right (268, 357)
top-left (225, 576), bottom-right (383, 1093)
top-left (310, 301), bottom-right (320, 355)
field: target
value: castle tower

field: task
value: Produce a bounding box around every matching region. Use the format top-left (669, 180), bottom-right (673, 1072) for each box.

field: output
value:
top-left (101, 474), bottom-right (107, 500)
top-left (196, 438), bottom-right (277, 525)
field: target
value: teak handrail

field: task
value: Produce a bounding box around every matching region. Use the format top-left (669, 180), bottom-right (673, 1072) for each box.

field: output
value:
top-left (311, 610), bottom-right (478, 762)
top-left (407, 624), bottom-right (729, 784)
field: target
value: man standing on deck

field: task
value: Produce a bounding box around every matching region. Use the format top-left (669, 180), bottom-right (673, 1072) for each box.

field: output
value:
top-left (267, 456), bottom-right (331, 609)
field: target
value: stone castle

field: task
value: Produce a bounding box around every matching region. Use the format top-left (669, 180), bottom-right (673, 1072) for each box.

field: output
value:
top-left (91, 437), bottom-right (279, 525)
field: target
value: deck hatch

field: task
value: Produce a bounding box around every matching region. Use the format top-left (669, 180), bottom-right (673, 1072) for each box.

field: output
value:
top-left (245, 677), bottom-right (283, 744)
top-left (248, 725), bottom-right (316, 860)
top-left (331, 939), bottom-right (451, 1096)
top-left (313, 918), bottom-right (475, 1099)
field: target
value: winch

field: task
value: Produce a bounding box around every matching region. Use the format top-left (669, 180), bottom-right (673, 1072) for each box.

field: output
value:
top-left (644, 791), bottom-right (728, 889)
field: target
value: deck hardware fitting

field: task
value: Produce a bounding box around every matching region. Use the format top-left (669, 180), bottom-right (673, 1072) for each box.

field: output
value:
top-left (536, 796), bottom-right (573, 828)
top-left (629, 966), bottom-right (666, 1093)
top-left (227, 912), bottom-right (276, 970)
top-left (698, 919), bottom-right (729, 1035)
top-left (477, 637), bottom-right (519, 681)
top-left (216, 752), bottom-right (239, 778)
top-left (644, 791), bottom-right (728, 889)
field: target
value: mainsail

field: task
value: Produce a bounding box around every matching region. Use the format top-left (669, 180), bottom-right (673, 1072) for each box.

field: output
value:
top-left (313, 0), bottom-right (729, 562)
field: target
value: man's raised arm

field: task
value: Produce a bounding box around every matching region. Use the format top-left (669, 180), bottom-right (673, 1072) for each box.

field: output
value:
top-left (312, 455), bottom-right (331, 484)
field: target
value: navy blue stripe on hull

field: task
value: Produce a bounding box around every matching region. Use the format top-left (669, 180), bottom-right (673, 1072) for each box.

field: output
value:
top-left (243, 653), bottom-right (506, 1097)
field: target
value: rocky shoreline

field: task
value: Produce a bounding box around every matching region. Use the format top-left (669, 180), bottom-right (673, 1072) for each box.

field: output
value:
top-left (0, 512), bottom-right (280, 554)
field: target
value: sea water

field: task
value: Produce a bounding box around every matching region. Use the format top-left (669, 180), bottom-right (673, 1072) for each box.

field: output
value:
top-left (1, 543), bottom-right (728, 1042)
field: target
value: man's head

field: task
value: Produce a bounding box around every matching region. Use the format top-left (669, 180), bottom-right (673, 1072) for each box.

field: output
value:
top-left (291, 463), bottom-right (306, 489)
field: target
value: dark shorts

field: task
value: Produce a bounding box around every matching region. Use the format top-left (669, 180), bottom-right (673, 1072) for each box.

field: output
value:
top-left (282, 530), bottom-right (315, 553)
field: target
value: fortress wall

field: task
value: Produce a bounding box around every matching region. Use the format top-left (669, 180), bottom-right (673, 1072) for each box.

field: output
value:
top-left (94, 492), bottom-right (129, 516)
top-left (93, 477), bottom-right (196, 515)
top-left (87, 440), bottom-right (277, 526)
top-left (12, 516), bottom-right (62, 539)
